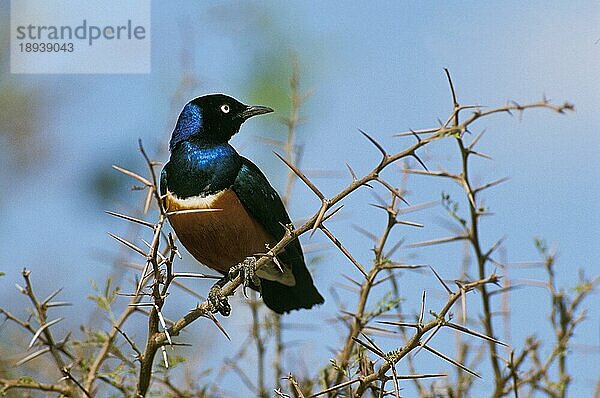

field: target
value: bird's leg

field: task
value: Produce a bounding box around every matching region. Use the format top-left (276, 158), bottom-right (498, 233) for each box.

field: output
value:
top-left (207, 257), bottom-right (260, 316)
top-left (228, 256), bottom-right (261, 298)
top-left (208, 276), bottom-right (231, 317)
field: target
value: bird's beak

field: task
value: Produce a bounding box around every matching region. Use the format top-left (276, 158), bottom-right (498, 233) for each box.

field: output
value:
top-left (239, 105), bottom-right (274, 121)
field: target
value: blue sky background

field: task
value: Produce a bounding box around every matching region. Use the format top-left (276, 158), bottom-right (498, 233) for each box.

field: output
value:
top-left (1, 1), bottom-right (598, 396)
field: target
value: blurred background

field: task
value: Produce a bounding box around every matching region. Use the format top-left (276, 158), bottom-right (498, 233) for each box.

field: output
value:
top-left (1, 1), bottom-right (598, 396)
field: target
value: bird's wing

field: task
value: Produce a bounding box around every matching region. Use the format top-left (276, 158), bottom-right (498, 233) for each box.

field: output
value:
top-left (233, 157), bottom-right (323, 313)
top-left (232, 156), bottom-right (307, 271)
top-left (232, 157), bottom-right (292, 243)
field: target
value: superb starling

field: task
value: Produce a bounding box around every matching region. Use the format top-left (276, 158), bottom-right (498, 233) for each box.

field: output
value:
top-left (160, 94), bottom-right (324, 315)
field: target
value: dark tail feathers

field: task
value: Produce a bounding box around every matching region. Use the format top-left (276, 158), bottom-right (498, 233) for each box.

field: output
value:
top-left (260, 264), bottom-right (324, 314)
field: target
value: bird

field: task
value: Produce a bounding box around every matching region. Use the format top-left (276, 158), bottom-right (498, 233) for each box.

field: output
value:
top-left (160, 94), bottom-right (324, 315)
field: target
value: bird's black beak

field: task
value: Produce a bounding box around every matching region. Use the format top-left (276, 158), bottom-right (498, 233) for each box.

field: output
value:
top-left (239, 105), bottom-right (274, 121)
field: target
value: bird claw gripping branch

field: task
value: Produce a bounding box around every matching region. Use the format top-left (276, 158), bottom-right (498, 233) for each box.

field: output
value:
top-left (207, 256), bottom-right (260, 316)
top-left (207, 282), bottom-right (231, 317)
top-left (228, 257), bottom-right (261, 299)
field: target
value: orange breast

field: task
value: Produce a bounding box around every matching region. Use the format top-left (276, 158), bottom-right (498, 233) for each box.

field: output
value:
top-left (165, 189), bottom-right (275, 273)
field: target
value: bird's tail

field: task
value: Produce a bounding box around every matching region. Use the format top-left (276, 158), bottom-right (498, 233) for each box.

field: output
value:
top-left (260, 261), bottom-right (324, 314)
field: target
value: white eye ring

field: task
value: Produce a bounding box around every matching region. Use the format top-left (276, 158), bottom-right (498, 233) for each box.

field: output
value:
top-left (220, 104), bottom-right (230, 113)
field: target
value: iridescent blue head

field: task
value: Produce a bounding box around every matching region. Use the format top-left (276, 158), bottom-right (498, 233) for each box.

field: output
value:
top-left (169, 94), bottom-right (273, 150)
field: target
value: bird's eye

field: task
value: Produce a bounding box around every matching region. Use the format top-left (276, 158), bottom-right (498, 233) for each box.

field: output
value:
top-left (220, 104), bottom-right (230, 113)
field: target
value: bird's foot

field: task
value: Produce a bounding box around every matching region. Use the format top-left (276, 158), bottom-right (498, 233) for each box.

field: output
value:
top-left (208, 281), bottom-right (231, 317)
top-left (228, 257), bottom-right (261, 298)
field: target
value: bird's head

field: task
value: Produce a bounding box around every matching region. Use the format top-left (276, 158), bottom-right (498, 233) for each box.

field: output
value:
top-left (169, 94), bottom-right (273, 150)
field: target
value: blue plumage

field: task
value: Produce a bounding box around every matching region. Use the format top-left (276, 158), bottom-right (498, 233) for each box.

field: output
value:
top-left (162, 141), bottom-right (241, 198)
top-left (169, 102), bottom-right (203, 150)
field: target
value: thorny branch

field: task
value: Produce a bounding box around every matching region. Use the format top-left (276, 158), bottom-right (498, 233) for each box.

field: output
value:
top-left (129, 88), bottom-right (570, 396)
top-left (2, 70), bottom-right (595, 398)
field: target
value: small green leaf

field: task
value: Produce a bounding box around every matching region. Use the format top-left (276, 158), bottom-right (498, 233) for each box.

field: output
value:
top-left (534, 236), bottom-right (548, 255)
